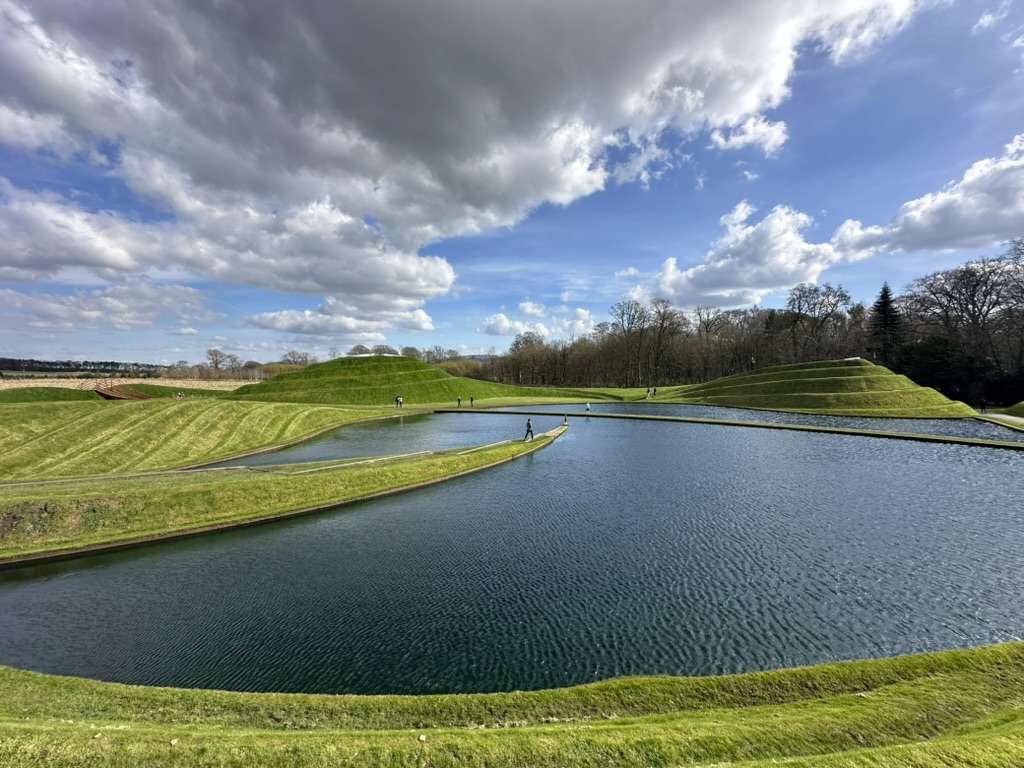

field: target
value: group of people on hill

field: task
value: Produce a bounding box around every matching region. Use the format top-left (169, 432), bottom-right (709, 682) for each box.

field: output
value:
top-left (456, 396), bottom-right (474, 408)
top-left (644, 387), bottom-right (658, 399)
top-left (393, 395), bottom-right (404, 408)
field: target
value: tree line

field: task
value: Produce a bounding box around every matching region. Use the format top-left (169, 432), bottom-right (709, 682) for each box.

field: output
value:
top-left (471, 240), bottom-right (1024, 406)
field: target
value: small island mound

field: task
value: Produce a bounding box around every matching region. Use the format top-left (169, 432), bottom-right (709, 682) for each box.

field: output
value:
top-left (655, 358), bottom-right (975, 418)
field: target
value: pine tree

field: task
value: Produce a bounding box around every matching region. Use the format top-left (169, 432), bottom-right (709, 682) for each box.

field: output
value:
top-left (868, 283), bottom-right (903, 365)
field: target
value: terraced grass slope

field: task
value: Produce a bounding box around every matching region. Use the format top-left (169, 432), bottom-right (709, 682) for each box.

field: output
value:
top-left (229, 355), bottom-right (608, 406)
top-left (658, 358), bottom-right (976, 417)
top-left (0, 642), bottom-right (1022, 766)
top-left (1008, 401), bottom-right (1024, 417)
top-left (0, 387), bottom-right (102, 403)
top-left (0, 399), bottom-right (392, 480)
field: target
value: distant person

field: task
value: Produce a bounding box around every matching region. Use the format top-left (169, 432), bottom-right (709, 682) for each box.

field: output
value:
top-left (457, 396), bottom-right (462, 408)
top-left (585, 402), bottom-right (591, 413)
top-left (470, 396), bottom-right (474, 408)
top-left (395, 395), bottom-right (400, 409)
top-left (524, 418), bottom-right (534, 441)
top-left (399, 395), bottom-right (404, 409)
top-left (652, 387), bottom-right (657, 397)
top-left (562, 415), bottom-right (568, 426)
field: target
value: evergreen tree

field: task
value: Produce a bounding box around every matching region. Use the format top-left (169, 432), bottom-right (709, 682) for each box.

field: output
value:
top-left (868, 283), bottom-right (903, 365)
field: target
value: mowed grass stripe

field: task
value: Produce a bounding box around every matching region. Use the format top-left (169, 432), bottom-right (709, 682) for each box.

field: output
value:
top-left (0, 401), bottom-right (393, 480)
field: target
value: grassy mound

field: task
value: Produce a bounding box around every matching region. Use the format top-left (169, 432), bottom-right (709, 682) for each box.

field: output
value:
top-left (659, 358), bottom-right (975, 417)
top-left (0, 387), bottom-right (102, 403)
top-left (0, 642), bottom-right (1022, 766)
top-left (1007, 401), bottom-right (1024, 417)
top-left (230, 355), bottom-right (607, 406)
top-left (0, 400), bottom-right (392, 480)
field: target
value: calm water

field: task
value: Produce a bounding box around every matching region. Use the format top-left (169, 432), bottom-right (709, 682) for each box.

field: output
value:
top-left (1, 416), bottom-right (1022, 694)
top-left (505, 402), bottom-right (1024, 442)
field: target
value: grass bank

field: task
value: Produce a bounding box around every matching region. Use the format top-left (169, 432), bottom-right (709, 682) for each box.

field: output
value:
top-left (0, 642), bottom-right (1022, 766)
top-left (1007, 401), bottom-right (1024, 417)
top-left (0, 387), bottom-right (102, 403)
top-left (656, 358), bottom-right (976, 417)
top-left (0, 433), bottom-right (559, 563)
top-left (0, 400), bottom-right (395, 480)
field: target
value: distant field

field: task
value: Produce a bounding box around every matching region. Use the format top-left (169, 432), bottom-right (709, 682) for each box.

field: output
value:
top-left (0, 400), bottom-right (393, 480)
top-left (0, 387), bottom-right (102, 403)
top-left (229, 355), bottom-right (630, 406)
top-left (0, 377), bottom-right (251, 392)
top-left (655, 358), bottom-right (976, 418)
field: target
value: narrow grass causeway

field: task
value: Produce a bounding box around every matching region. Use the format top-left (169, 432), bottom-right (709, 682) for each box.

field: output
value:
top-left (0, 399), bottom-right (393, 480)
top-left (0, 642), bottom-right (1022, 766)
top-left (657, 358), bottom-right (976, 417)
top-left (0, 434), bottom-right (559, 563)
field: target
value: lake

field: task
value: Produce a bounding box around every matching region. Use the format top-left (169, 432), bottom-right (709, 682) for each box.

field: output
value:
top-left (1, 413), bottom-right (1021, 694)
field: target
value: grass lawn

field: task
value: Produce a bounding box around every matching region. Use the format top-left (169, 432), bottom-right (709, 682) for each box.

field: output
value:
top-left (655, 358), bottom-right (976, 418)
top-left (108, 383), bottom-right (227, 399)
top-left (1007, 401), bottom-right (1024, 417)
top-left (0, 387), bottom-right (102, 403)
top-left (0, 399), bottom-right (396, 480)
top-left (0, 642), bottom-right (1021, 766)
top-left (0, 434), bottom-right (558, 561)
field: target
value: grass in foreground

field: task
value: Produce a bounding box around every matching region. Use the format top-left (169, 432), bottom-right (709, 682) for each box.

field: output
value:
top-left (0, 399), bottom-right (394, 480)
top-left (0, 642), bottom-right (1022, 766)
top-left (0, 435), bottom-right (556, 560)
top-left (656, 358), bottom-right (976, 418)
top-left (0, 387), bottom-right (102, 403)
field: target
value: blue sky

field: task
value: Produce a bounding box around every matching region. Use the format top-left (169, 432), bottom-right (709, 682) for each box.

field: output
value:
top-left (1, 0), bottom-right (1023, 363)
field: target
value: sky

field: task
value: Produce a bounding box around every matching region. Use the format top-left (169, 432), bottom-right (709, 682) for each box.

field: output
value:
top-left (1, 0), bottom-right (1023, 364)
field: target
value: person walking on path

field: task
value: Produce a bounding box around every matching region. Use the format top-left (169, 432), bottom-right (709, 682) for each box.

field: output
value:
top-left (457, 396), bottom-right (462, 408)
top-left (470, 396), bottom-right (474, 408)
top-left (398, 395), bottom-right (404, 409)
top-left (524, 418), bottom-right (534, 441)
top-left (585, 402), bottom-right (591, 413)
top-left (395, 395), bottom-right (400, 409)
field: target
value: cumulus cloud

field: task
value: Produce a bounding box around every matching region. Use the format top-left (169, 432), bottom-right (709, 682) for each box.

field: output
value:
top-left (615, 266), bottom-right (641, 279)
top-left (551, 307), bottom-right (596, 338)
top-left (656, 201), bottom-right (842, 305)
top-left (835, 133), bottom-right (1024, 256)
top-left (972, 1), bottom-right (1012, 33)
top-left (709, 116), bottom-right (789, 157)
top-left (0, 0), bottom-right (923, 317)
top-left (479, 313), bottom-right (549, 337)
top-left (0, 283), bottom-right (207, 331)
top-left (173, 326), bottom-right (199, 336)
top-left (655, 134), bottom-right (1024, 308)
top-left (518, 300), bottom-right (546, 317)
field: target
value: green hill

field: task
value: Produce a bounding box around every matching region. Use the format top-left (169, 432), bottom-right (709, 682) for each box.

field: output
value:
top-left (1, 642), bottom-right (1022, 767)
top-left (229, 355), bottom-right (610, 406)
top-left (0, 399), bottom-right (392, 479)
top-left (1007, 401), bottom-right (1024, 417)
top-left (657, 358), bottom-right (976, 417)
top-left (0, 387), bottom-right (102, 403)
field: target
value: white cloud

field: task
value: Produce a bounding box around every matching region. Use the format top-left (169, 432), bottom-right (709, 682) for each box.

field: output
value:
top-left (173, 326), bottom-right (199, 336)
top-left (479, 313), bottom-right (549, 337)
top-left (709, 116), bottom-right (788, 157)
top-left (559, 290), bottom-right (571, 303)
top-left (518, 300), bottom-right (546, 317)
top-left (742, 169), bottom-right (760, 182)
top-left (835, 133), bottom-right (1024, 256)
top-left (656, 201), bottom-right (841, 306)
top-left (0, 283), bottom-right (207, 331)
top-left (0, 0), bottom-right (923, 323)
top-left (615, 266), bottom-right (641, 279)
top-left (972, 1), bottom-right (1012, 33)
top-left (551, 307), bottom-right (596, 338)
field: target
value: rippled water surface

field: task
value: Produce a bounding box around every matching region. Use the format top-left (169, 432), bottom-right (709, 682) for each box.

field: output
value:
top-left (1, 415), bottom-right (1022, 694)
top-left (502, 402), bottom-right (1024, 442)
